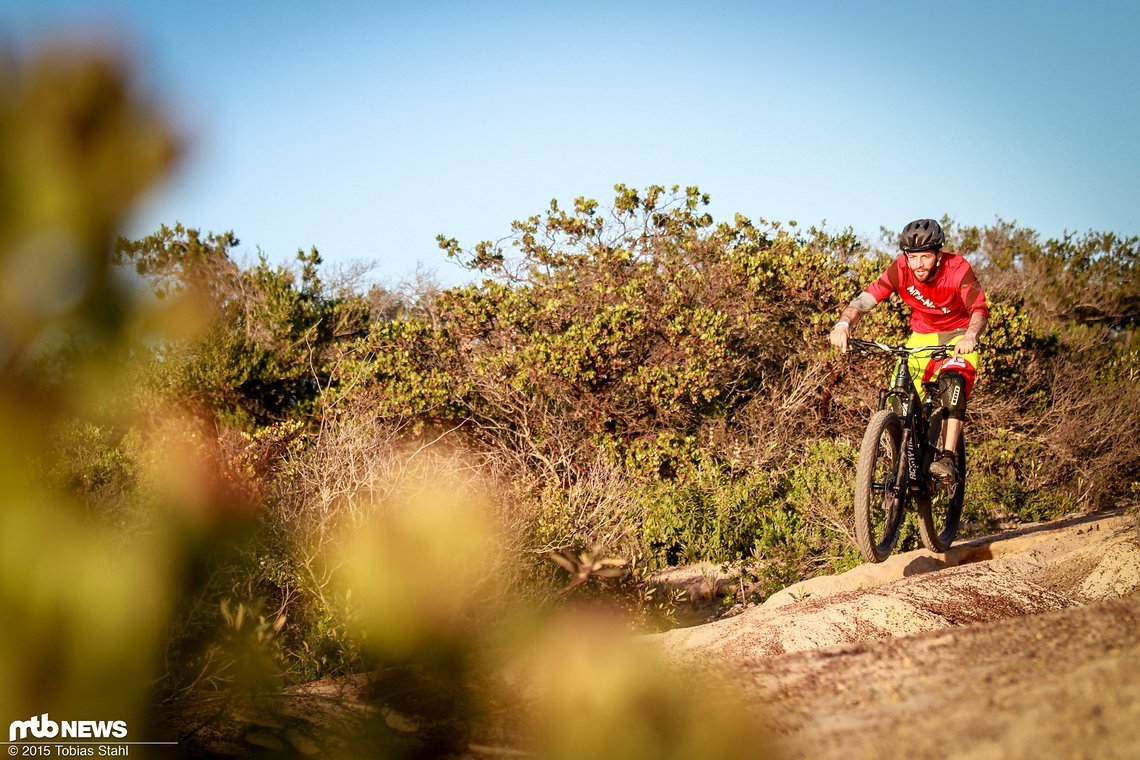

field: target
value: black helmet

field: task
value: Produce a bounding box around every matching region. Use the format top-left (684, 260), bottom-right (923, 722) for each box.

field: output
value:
top-left (899, 219), bottom-right (945, 252)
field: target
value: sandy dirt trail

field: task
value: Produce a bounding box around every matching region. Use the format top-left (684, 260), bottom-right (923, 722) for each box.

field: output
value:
top-left (651, 510), bottom-right (1140, 758)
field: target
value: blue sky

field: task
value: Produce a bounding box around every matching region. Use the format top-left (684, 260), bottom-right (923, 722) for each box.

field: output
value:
top-left (3, 1), bottom-right (1138, 287)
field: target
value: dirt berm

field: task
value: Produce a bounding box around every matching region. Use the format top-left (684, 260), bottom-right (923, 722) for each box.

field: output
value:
top-left (649, 509), bottom-right (1140, 758)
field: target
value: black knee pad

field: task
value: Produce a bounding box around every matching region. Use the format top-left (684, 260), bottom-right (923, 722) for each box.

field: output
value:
top-left (939, 371), bottom-right (967, 420)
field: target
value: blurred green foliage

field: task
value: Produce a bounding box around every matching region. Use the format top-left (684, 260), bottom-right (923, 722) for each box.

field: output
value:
top-left (0, 45), bottom-right (180, 737)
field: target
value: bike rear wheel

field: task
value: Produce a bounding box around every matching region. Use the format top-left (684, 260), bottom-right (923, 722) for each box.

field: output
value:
top-left (854, 409), bottom-right (905, 563)
top-left (916, 410), bottom-right (966, 553)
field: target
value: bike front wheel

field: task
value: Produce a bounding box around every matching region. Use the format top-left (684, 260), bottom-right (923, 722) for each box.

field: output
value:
top-left (854, 409), bottom-right (905, 563)
top-left (916, 410), bottom-right (966, 553)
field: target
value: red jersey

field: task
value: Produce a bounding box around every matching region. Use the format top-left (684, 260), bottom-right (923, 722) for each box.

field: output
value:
top-left (865, 252), bottom-right (989, 334)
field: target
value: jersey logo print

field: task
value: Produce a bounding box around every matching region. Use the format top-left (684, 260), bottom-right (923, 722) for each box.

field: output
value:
top-left (906, 285), bottom-right (951, 314)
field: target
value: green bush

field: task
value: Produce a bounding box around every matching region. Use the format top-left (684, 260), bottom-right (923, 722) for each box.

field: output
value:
top-left (638, 462), bottom-right (776, 567)
top-left (783, 440), bottom-right (862, 571)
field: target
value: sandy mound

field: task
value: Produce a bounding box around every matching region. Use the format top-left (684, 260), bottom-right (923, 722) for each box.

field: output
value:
top-left (651, 565), bottom-right (1074, 660)
top-left (653, 512), bottom-right (1138, 663)
top-left (748, 593), bottom-right (1140, 760)
top-left (651, 509), bottom-right (1140, 759)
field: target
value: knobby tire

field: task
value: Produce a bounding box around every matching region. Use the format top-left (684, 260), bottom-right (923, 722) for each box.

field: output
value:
top-left (916, 409), bottom-right (966, 553)
top-left (854, 409), bottom-right (905, 563)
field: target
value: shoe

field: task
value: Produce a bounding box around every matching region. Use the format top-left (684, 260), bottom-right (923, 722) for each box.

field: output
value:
top-left (929, 450), bottom-right (959, 483)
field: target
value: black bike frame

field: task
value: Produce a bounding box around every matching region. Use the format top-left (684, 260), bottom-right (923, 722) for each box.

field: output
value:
top-left (848, 337), bottom-right (966, 560)
top-left (863, 341), bottom-right (952, 502)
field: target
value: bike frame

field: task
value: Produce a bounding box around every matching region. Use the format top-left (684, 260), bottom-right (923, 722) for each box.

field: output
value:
top-left (856, 339), bottom-right (952, 505)
top-left (849, 338), bottom-right (966, 561)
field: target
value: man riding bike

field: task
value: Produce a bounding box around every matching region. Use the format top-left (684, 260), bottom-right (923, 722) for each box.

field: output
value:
top-left (829, 218), bottom-right (989, 484)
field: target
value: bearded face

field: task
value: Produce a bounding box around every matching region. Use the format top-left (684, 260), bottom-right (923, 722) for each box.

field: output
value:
top-left (906, 250), bottom-right (940, 283)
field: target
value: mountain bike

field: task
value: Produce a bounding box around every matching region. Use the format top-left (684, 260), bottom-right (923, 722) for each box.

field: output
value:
top-left (848, 338), bottom-right (966, 563)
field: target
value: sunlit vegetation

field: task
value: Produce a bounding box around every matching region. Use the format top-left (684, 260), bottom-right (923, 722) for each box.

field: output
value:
top-left (3, 44), bottom-right (1137, 755)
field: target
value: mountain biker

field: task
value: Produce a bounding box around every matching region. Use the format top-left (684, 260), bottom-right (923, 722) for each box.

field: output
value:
top-left (828, 218), bottom-right (989, 484)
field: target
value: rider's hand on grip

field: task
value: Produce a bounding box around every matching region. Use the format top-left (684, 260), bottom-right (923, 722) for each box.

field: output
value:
top-left (954, 335), bottom-right (978, 355)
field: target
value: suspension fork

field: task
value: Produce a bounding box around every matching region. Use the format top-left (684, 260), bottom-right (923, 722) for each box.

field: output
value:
top-left (892, 359), bottom-right (919, 489)
top-left (894, 386), bottom-right (925, 504)
top-left (897, 427), bottom-right (916, 491)
top-left (881, 408), bottom-right (914, 519)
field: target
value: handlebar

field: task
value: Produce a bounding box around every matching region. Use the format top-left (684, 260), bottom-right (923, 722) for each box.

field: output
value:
top-left (847, 338), bottom-right (958, 360)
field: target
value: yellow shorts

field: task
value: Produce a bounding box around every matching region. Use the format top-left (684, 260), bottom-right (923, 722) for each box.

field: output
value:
top-left (901, 332), bottom-right (979, 399)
